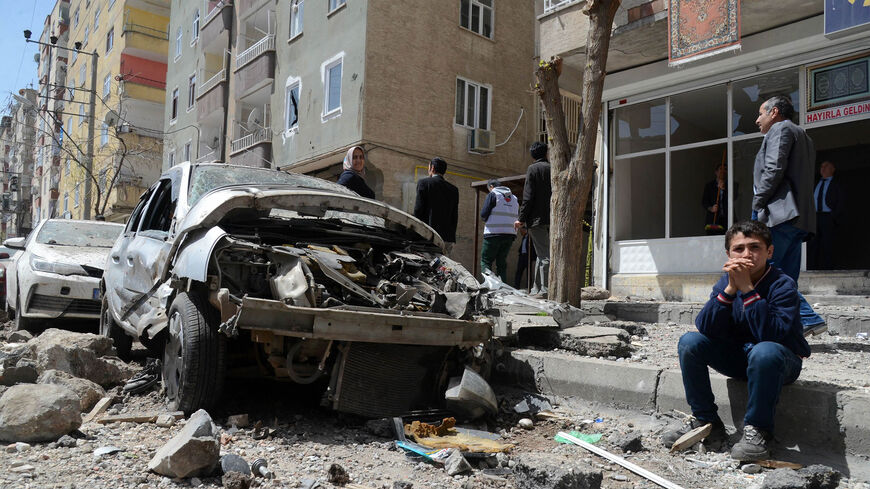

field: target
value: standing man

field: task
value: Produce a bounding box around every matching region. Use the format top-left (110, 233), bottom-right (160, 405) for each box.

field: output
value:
top-left (414, 157), bottom-right (459, 254)
top-left (752, 95), bottom-right (826, 336)
top-left (480, 179), bottom-right (518, 283)
top-left (515, 142), bottom-right (551, 297)
top-left (808, 161), bottom-right (844, 270)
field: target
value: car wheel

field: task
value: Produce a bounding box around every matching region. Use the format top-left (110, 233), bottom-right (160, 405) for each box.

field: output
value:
top-left (162, 291), bottom-right (226, 413)
top-left (14, 294), bottom-right (40, 333)
top-left (100, 296), bottom-right (132, 361)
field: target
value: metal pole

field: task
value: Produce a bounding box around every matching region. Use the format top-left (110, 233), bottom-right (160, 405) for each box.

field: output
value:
top-left (83, 50), bottom-right (98, 220)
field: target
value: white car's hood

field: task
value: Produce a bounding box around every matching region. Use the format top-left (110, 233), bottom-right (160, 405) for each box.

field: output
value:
top-left (30, 242), bottom-right (113, 270)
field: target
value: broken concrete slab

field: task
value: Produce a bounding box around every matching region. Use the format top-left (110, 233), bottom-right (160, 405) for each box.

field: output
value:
top-left (28, 329), bottom-right (136, 387)
top-left (517, 325), bottom-right (633, 358)
top-left (37, 369), bottom-right (106, 412)
top-left (147, 409), bottom-right (220, 478)
top-left (512, 453), bottom-right (603, 489)
top-left (761, 464), bottom-right (841, 489)
top-left (581, 286), bottom-right (611, 300)
top-left (0, 384), bottom-right (81, 442)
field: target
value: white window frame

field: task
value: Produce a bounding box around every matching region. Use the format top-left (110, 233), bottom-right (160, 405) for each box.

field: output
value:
top-left (103, 73), bottom-right (111, 97)
top-left (168, 150), bottom-right (175, 168)
top-left (65, 157), bottom-right (71, 176)
top-left (170, 88), bottom-right (179, 123)
top-left (454, 77), bottom-right (492, 130)
top-left (105, 28), bottom-right (114, 54)
top-left (175, 27), bottom-right (183, 60)
top-left (285, 76), bottom-right (301, 134)
top-left (187, 73), bottom-right (196, 111)
top-left (72, 49), bottom-right (78, 64)
top-left (101, 122), bottom-right (109, 146)
top-left (74, 184), bottom-right (80, 208)
top-left (459, 0), bottom-right (494, 39)
top-left (184, 141), bottom-right (191, 162)
top-left (327, 0), bottom-right (346, 15)
top-left (74, 8), bottom-right (79, 27)
top-left (191, 9), bottom-right (200, 44)
top-left (79, 104), bottom-right (86, 126)
top-left (290, 0), bottom-right (304, 39)
top-left (94, 6), bottom-right (101, 28)
top-left (321, 53), bottom-right (344, 121)
top-left (84, 26), bottom-right (89, 46)
top-left (63, 192), bottom-right (69, 213)
top-left (80, 63), bottom-right (86, 87)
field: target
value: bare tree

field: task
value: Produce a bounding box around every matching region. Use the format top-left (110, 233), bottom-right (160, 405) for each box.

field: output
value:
top-left (535, 0), bottom-right (620, 306)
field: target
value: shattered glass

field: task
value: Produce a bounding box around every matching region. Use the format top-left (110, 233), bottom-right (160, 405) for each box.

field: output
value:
top-left (36, 220), bottom-right (122, 247)
top-left (189, 165), bottom-right (354, 206)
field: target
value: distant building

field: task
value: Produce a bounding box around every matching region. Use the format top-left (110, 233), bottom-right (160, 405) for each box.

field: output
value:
top-left (539, 0), bottom-right (870, 299)
top-left (0, 90), bottom-right (38, 237)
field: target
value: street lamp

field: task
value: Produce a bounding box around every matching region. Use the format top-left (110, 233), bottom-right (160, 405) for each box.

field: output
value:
top-left (25, 32), bottom-right (99, 220)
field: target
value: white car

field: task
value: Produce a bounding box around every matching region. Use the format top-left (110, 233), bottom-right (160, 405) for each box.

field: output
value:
top-left (4, 219), bottom-right (124, 332)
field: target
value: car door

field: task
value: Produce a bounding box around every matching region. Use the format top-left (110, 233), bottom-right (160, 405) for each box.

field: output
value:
top-left (106, 170), bottom-right (181, 324)
top-left (104, 187), bottom-right (153, 317)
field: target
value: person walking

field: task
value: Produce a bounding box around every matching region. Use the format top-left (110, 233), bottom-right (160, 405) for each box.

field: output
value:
top-left (515, 141), bottom-right (551, 297)
top-left (337, 146), bottom-right (375, 199)
top-left (752, 95), bottom-right (826, 336)
top-left (414, 157), bottom-right (459, 254)
top-left (480, 179), bottom-right (518, 283)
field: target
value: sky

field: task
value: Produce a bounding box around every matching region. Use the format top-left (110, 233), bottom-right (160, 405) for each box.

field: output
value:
top-left (0, 0), bottom-right (58, 110)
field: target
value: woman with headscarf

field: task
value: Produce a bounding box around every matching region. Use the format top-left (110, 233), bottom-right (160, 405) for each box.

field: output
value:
top-left (337, 146), bottom-right (375, 199)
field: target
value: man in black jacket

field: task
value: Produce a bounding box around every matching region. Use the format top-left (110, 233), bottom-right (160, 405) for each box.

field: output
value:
top-left (514, 142), bottom-right (551, 297)
top-left (808, 160), bottom-right (845, 270)
top-left (414, 157), bottom-right (459, 253)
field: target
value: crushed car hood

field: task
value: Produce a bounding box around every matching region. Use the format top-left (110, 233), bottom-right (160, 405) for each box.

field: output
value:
top-left (177, 186), bottom-right (445, 249)
top-left (30, 243), bottom-right (112, 271)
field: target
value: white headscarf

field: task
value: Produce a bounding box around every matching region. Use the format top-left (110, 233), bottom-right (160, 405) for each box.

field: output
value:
top-left (342, 146), bottom-right (366, 176)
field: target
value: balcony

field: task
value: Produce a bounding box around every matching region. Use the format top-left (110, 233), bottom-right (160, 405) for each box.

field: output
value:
top-left (230, 127), bottom-right (271, 155)
top-left (235, 38), bottom-right (275, 98)
top-left (197, 70), bottom-right (228, 120)
top-left (202, 1), bottom-right (233, 49)
top-left (236, 35), bottom-right (275, 71)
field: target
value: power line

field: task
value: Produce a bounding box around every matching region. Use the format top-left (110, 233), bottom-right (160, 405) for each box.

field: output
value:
top-left (12, 1), bottom-right (41, 94)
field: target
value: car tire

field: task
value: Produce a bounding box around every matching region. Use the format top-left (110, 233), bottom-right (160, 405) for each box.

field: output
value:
top-left (14, 294), bottom-right (41, 334)
top-left (100, 296), bottom-right (132, 361)
top-left (162, 291), bottom-right (226, 413)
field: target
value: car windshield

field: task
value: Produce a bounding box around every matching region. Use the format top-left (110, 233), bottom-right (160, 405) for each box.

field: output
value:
top-left (189, 165), bottom-right (354, 206)
top-left (36, 221), bottom-right (123, 247)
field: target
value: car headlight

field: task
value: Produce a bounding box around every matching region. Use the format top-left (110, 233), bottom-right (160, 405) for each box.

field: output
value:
top-left (30, 255), bottom-right (86, 276)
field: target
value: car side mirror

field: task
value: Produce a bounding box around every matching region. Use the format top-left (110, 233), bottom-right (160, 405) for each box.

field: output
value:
top-left (3, 237), bottom-right (26, 250)
top-left (0, 253), bottom-right (8, 259)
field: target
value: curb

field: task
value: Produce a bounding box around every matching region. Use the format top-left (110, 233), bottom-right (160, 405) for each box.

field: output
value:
top-left (500, 348), bottom-right (870, 474)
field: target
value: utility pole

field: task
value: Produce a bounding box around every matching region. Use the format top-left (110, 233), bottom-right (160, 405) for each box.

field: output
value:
top-left (84, 49), bottom-right (98, 220)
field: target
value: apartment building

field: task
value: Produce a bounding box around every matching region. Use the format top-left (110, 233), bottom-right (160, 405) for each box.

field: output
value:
top-left (539, 0), bottom-right (870, 299)
top-left (0, 90), bottom-right (38, 237)
top-left (164, 0), bottom-right (537, 268)
top-left (60, 0), bottom-right (169, 222)
top-left (31, 0), bottom-right (71, 224)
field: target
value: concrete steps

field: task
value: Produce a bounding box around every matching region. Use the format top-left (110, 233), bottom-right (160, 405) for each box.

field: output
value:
top-left (581, 300), bottom-right (870, 336)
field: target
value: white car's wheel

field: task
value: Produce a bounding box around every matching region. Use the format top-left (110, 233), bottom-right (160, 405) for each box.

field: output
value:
top-left (13, 293), bottom-right (40, 333)
top-left (100, 295), bottom-right (132, 360)
top-left (162, 291), bottom-right (226, 413)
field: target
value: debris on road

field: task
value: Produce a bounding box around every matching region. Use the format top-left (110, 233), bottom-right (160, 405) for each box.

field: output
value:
top-left (147, 409), bottom-right (220, 478)
top-left (252, 458), bottom-right (275, 479)
top-left (669, 423), bottom-right (712, 452)
top-left (0, 383), bottom-right (81, 442)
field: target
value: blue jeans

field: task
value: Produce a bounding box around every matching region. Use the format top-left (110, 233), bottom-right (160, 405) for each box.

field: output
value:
top-left (678, 332), bottom-right (802, 433)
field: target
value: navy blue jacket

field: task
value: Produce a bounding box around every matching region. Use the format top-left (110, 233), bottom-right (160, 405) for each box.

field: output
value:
top-left (337, 170), bottom-right (375, 199)
top-left (695, 266), bottom-right (811, 358)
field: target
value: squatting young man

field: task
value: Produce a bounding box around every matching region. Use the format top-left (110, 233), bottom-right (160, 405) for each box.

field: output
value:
top-left (662, 221), bottom-right (810, 461)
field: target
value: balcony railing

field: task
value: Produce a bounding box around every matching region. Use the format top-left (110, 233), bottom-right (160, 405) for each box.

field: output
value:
top-left (204, 0), bottom-right (228, 26)
top-left (230, 127), bottom-right (271, 154)
top-left (198, 68), bottom-right (227, 98)
top-left (543, 0), bottom-right (581, 14)
top-left (122, 20), bottom-right (169, 40)
top-left (236, 35), bottom-right (275, 70)
top-left (196, 150), bottom-right (219, 163)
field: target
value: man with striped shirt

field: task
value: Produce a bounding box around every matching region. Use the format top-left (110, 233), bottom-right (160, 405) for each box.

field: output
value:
top-left (662, 221), bottom-right (810, 462)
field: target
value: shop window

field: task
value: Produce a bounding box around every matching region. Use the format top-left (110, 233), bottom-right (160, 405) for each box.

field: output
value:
top-left (613, 154), bottom-right (666, 240)
top-left (669, 144), bottom-right (731, 238)
top-left (670, 85), bottom-right (727, 147)
top-left (731, 138), bottom-right (762, 223)
top-left (731, 68), bottom-right (799, 136)
top-left (614, 98), bottom-right (666, 155)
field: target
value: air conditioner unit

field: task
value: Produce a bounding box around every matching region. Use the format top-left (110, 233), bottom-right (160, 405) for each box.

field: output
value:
top-left (469, 128), bottom-right (495, 153)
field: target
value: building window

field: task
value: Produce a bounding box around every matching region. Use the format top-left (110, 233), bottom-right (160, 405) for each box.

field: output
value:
top-left (175, 27), bottom-right (183, 59)
top-left (94, 6), bottom-right (101, 28)
top-left (99, 168), bottom-right (107, 192)
top-left (79, 104), bottom-right (86, 126)
top-left (187, 74), bottom-right (196, 110)
top-left (455, 78), bottom-right (490, 130)
top-left (184, 142), bottom-right (191, 162)
top-left (101, 123), bottom-right (109, 146)
top-left (168, 151), bottom-right (175, 167)
top-left (64, 192), bottom-right (69, 213)
top-left (74, 8), bottom-right (79, 27)
top-left (290, 0), bottom-right (304, 38)
top-left (322, 55), bottom-right (342, 118)
top-left (65, 157), bottom-right (71, 176)
top-left (192, 9), bottom-right (200, 42)
top-left (171, 88), bottom-right (178, 121)
top-left (328, 0), bottom-right (345, 14)
top-left (105, 28), bottom-right (113, 53)
top-left (74, 184), bottom-right (80, 208)
top-left (285, 78), bottom-right (301, 132)
top-left (460, 0), bottom-right (493, 39)
top-left (103, 73), bottom-right (111, 97)
top-left (84, 26), bottom-right (89, 46)
top-left (80, 63), bottom-right (86, 87)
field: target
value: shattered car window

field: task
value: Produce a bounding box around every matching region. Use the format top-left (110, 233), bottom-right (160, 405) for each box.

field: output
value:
top-left (36, 221), bottom-right (123, 247)
top-left (269, 208), bottom-right (385, 228)
top-left (189, 165), bottom-right (354, 206)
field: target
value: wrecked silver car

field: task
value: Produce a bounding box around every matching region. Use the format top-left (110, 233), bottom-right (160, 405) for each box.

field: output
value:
top-left (102, 163), bottom-right (492, 415)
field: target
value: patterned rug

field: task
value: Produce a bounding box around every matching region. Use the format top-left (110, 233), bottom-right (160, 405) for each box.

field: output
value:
top-left (669, 0), bottom-right (741, 66)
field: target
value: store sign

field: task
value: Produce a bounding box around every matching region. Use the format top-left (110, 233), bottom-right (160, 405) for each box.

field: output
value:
top-left (825, 0), bottom-right (870, 37)
top-left (806, 53), bottom-right (870, 123)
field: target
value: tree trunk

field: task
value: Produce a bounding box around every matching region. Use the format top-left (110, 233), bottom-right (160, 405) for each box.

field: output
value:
top-left (535, 0), bottom-right (620, 306)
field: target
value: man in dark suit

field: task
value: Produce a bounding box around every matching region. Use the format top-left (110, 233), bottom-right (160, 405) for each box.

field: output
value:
top-left (808, 161), bottom-right (845, 270)
top-left (414, 157), bottom-right (459, 254)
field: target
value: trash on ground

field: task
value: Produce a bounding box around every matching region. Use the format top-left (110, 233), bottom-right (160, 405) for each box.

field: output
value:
top-left (93, 445), bottom-right (124, 457)
top-left (251, 458), bottom-right (274, 479)
top-left (444, 368), bottom-right (497, 420)
top-left (405, 419), bottom-right (513, 453)
top-left (122, 358), bottom-right (160, 394)
top-left (513, 394), bottom-right (553, 416)
top-left (669, 423), bottom-right (712, 453)
top-left (554, 431), bottom-right (602, 444)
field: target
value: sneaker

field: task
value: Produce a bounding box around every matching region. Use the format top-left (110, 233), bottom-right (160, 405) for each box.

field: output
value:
top-left (803, 322), bottom-right (828, 337)
top-left (730, 424), bottom-right (771, 461)
top-left (123, 358), bottom-right (160, 395)
top-left (661, 417), bottom-right (727, 448)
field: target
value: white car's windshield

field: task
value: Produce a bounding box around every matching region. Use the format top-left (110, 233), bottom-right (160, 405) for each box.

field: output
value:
top-left (36, 221), bottom-right (123, 247)
top-left (189, 166), bottom-right (353, 206)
